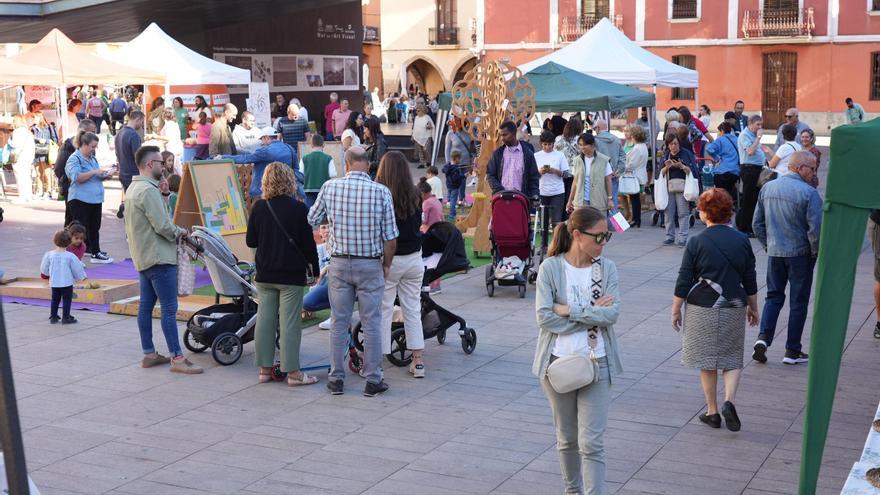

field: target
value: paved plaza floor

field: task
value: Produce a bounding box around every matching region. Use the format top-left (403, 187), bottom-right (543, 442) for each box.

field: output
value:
top-left (1, 163), bottom-right (879, 494)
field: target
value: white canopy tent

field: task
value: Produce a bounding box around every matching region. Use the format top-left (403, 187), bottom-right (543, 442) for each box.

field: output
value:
top-left (110, 23), bottom-right (251, 86)
top-left (518, 18), bottom-right (698, 88)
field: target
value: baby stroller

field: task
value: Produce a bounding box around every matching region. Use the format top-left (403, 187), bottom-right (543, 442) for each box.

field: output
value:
top-left (351, 222), bottom-right (477, 366)
top-left (181, 227), bottom-right (261, 367)
top-left (485, 190), bottom-right (533, 298)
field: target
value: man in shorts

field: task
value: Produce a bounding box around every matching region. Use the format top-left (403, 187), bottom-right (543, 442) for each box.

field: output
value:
top-left (871, 210), bottom-right (880, 338)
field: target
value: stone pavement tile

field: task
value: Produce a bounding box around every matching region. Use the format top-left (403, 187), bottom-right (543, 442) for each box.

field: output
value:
top-left (389, 468), bottom-right (500, 494)
top-left (433, 440), bottom-right (539, 464)
top-left (449, 430), bottom-right (553, 455)
top-left (142, 458), bottom-right (266, 494)
top-left (139, 416), bottom-right (246, 444)
top-left (228, 430), bottom-right (324, 457)
top-left (115, 431), bottom-right (214, 455)
top-left (622, 477), bottom-right (735, 495)
top-left (406, 450), bottom-right (523, 486)
top-left (113, 479), bottom-right (221, 495)
top-left (30, 469), bottom-right (127, 495)
top-left (22, 424), bottom-right (115, 457)
top-left (71, 395), bottom-right (197, 429)
top-left (630, 466), bottom-right (749, 494)
top-left (21, 446), bottom-right (72, 471)
top-left (243, 423), bottom-right (350, 447)
top-left (258, 465), bottom-right (374, 493)
top-left (492, 467), bottom-right (614, 495)
top-left (37, 487), bottom-right (90, 495)
top-left (43, 451), bottom-right (165, 484)
top-left (185, 446), bottom-right (289, 474)
top-left (242, 479), bottom-right (348, 495)
top-left (301, 449), bottom-right (407, 479)
top-left (363, 479), bottom-right (476, 495)
top-left (87, 440), bottom-right (191, 465)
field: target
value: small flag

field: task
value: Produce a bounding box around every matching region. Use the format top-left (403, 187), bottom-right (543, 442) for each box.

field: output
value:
top-left (610, 211), bottom-right (630, 233)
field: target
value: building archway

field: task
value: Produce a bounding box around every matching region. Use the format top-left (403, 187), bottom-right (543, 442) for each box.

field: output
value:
top-left (452, 56), bottom-right (477, 85)
top-left (404, 57), bottom-right (447, 97)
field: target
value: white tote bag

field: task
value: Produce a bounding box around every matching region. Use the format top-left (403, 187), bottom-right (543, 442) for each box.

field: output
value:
top-left (653, 175), bottom-right (669, 211)
top-left (683, 172), bottom-right (700, 202)
top-left (619, 174), bottom-right (640, 195)
top-left (177, 242), bottom-right (195, 297)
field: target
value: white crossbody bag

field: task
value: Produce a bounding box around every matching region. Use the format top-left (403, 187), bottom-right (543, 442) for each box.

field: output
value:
top-left (546, 260), bottom-right (602, 394)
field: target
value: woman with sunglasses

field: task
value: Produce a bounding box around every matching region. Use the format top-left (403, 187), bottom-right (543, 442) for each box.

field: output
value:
top-left (534, 206), bottom-right (623, 495)
top-left (672, 188), bottom-right (759, 432)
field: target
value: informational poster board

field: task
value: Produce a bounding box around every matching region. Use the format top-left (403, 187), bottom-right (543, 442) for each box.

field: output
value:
top-left (24, 85), bottom-right (58, 124)
top-left (298, 140), bottom-right (345, 177)
top-left (247, 82), bottom-right (271, 128)
top-left (174, 160), bottom-right (251, 261)
top-left (215, 52), bottom-right (359, 94)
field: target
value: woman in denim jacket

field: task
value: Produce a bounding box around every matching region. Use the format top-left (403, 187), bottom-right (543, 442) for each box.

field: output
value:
top-left (533, 206), bottom-right (623, 495)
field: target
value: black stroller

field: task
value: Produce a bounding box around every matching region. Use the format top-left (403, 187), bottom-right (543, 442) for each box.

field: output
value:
top-left (351, 222), bottom-right (477, 366)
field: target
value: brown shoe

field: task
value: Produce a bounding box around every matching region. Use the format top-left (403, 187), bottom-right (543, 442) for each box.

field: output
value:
top-left (170, 357), bottom-right (204, 374)
top-left (141, 353), bottom-right (171, 368)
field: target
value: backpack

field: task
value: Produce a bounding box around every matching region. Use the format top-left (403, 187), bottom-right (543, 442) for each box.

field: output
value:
top-left (444, 163), bottom-right (465, 188)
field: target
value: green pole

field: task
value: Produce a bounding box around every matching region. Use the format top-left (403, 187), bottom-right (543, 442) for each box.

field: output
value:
top-left (798, 203), bottom-right (868, 495)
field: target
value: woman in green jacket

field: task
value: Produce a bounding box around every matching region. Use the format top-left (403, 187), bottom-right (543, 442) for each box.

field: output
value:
top-left (534, 206), bottom-right (623, 495)
top-left (566, 133), bottom-right (614, 218)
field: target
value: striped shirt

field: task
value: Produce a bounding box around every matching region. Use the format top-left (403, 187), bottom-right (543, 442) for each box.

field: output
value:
top-left (307, 171), bottom-right (398, 257)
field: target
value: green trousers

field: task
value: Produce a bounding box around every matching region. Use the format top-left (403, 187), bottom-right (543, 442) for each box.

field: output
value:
top-left (254, 282), bottom-right (304, 372)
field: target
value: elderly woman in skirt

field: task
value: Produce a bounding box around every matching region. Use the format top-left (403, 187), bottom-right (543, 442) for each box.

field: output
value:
top-left (671, 188), bottom-right (759, 431)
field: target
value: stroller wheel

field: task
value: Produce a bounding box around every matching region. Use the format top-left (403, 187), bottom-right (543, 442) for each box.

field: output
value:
top-left (211, 332), bottom-right (243, 366)
top-left (486, 283), bottom-right (494, 297)
top-left (518, 285), bottom-right (526, 299)
top-left (436, 329), bottom-right (447, 345)
top-left (183, 329), bottom-right (208, 353)
top-left (351, 323), bottom-right (365, 352)
top-left (348, 350), bottom-right (363, 374)
top-left (461, 328), bottom-right (477, 355)
top-left (387, 327), bottom-right (413, 367)
top-left (271, 363), bottom-right (287, 381)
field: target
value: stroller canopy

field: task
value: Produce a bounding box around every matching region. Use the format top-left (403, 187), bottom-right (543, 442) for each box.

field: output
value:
top-left (422, 222), bottom-right (469, 280)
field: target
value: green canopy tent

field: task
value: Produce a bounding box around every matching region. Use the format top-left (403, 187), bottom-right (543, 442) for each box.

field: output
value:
top-left (434, 62), bottom-right (656, 166)
top-left (799, 117), bottom-right (880, 494)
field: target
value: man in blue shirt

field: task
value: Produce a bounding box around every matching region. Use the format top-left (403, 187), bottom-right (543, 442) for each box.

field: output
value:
top-left (221, 127), bottom-right (302, 199)
top-left (752, 151), bottom-right (821, 366)
top-left (736, 115), bottom-right (766, 235)
top-left (275, 103), bottom-right (309, 148)
top-left (108, 93), bottom-right (128, 136)
top-left (705, 121), bottom-right (741, 205)
top-left (114, 111), bottom-right (144, 218)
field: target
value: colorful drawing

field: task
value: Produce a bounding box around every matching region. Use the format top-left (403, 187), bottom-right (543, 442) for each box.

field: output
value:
top-left (200, 176), bottom-right (248, 235)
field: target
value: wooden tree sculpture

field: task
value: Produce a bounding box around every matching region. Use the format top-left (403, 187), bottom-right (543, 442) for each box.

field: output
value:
top-left (450, 60), bottom-right (535, 254)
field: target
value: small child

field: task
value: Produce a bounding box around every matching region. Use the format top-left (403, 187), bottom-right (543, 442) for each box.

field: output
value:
top-left (418, 179), bottom-right (444, 294)
top-left (442, 151), bottom-right (465, 220)
top-left (425, 166), bottom-right (444, 203)
top-left (161, 150), bottom-right (176, 178)
top-left (194, 111), bottom-right (211, 160)
top-left (66, 222), bottom-right (88, 261)
top-left (40, 230), bottom-right (87, 324)
top-left (166, 174), bottom-right (181, 219)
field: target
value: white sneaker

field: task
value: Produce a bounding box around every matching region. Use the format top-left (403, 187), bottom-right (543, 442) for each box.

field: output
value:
top-left (318, 317), bottom-right (332, 330)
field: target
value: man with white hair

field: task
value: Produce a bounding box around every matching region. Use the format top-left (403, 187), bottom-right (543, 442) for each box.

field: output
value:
top-left (232, 111), bottom-right (262, 154)
top-left (752, 150), bottom-right (821, 366)
top-left (290, 97), bottom-right (309, 123)
top-left (775, 107), bottom-right (811, 148)
top-left (276, 103), bottom-right (309, 148)
top-left (209, 103), bottom-right (238, 156)
top-left (592, 120), bottom-right (626, 211)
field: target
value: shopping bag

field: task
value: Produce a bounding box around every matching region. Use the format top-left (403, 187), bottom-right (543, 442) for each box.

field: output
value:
top-left (619, 174), bottom-right (640, 195)
top-left (177, 242), bottom-right (195, 297)
top-left (683, 173), bottom-right (700, 202)
top-left (653, 176), bottom-right (668, 210)
top-left (609, 211), bottom-right (631, 233)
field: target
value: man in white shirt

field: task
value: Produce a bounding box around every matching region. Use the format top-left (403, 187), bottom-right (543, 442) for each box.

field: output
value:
top-left (232, 111), bottom-right (262, 154)
top-left (535, 131), bottom-right (569, 223)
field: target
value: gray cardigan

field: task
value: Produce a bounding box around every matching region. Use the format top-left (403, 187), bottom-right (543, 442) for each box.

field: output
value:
top-left (532, 255), bottom-right (624, 379)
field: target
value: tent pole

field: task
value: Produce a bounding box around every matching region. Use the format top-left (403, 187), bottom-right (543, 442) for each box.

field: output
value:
top-left (58, 86), bottom-right (67, 140)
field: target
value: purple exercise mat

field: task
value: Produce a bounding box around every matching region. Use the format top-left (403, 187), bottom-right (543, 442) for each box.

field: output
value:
top-left (85, 258), bottom-right (213, 288)
top-left (1, 296), bottom-right (109, 313)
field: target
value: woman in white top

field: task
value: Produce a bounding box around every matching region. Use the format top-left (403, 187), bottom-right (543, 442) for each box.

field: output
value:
top-left (768, 123), bottom-right (802, 177)
top-left (10, 115), bottom-right (36, 203)
top-left (341, 111), bottom-right (363, 151)
top-left (536, 131), bottom-right (570, 224)
top-left (623, 124), bottom-right (649, 228)
top-left (411, 104), bottom-right (434, 169)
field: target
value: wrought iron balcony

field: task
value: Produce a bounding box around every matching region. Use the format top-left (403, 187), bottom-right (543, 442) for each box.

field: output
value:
top-left (742, 8), bottom-right (815, 39)
top-left (363, 25), bottom-right (380, 43)
top-left (429, 26), bottom-right (459, 46)
top-left (559, 14), bottom-right (622, 42)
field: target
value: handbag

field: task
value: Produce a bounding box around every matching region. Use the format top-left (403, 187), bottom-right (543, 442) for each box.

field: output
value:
top-left (177, 241), bottom-right (195, 297)
top-left (757, 166), bottom-right (777, 188)
top-left (264, 199), bottom-right (316, 285)
top-left (545, 260), bottom-right (603, 394)
top-left (619, 174), bottom-right (640, 195)
top-left (667, 178), bottom-right (685, 194)
top-left (653, 173), bottom-right (669, 210)
top-left (683, 172), bottom-right (700, 202)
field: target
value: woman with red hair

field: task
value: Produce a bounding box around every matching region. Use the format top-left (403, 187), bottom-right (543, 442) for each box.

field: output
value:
top-left (671, 188), bottom-right (759, 432)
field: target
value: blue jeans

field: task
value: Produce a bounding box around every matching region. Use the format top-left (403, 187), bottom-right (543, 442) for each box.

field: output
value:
top-left (759, 255), bottom-right (815, 352)
top-left (328, 257), bottom-right (385, 385)
top-left (611, 176), bottom-right (620, 211)
top-left (302, 276), bottom-right (329, 312)
top-left (447, 185), bottom-right (461, 219)
top-left (137, 264), bottom-right (182, 357)
top-left (305, 192), bottom-right (318, 208)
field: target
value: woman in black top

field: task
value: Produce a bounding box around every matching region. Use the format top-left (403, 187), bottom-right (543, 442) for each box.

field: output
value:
top-left (375, 151), bottom-right (427, 378)
top-left (246, 162), bottom-right (320, 387)
top-left (660, 132), bottom-right (698, 246)
top-left (363, 119), bottom-right (387, 178)
top-left (672, 188), bottom-right (759, 432)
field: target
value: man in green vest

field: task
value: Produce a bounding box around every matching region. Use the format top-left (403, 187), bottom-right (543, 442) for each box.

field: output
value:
top-left (299, 134), bottom-right (338, 207)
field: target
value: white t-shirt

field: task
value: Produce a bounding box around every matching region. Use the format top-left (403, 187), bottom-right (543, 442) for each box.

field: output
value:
top-left (582, 155), bottom-right (613, 202)
top-left (535, 149), bottom-right (569, 196)
top-left (427, 175), bottom-right (444, 200)
top-left (552, 261), bottom-right (606, 358)
top-left (341, 128), bottom-right (361, 148)
top-left (774, 141), bottom-right (802, 176)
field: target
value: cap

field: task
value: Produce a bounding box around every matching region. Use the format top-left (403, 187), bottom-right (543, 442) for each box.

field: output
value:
top-left (259, 126), bottom-right (278, 138)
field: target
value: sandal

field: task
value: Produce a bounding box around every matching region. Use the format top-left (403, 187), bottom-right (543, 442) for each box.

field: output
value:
top-left (258, 369), bottom-right (274, 384)
top-left (288, 371), bottom-right (319, 387)
top-left (301, 310), bottom-right (314, 320)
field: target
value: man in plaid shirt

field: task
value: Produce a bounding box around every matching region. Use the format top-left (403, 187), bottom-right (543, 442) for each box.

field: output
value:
top-left (308, 146), bottom-right (398, 397)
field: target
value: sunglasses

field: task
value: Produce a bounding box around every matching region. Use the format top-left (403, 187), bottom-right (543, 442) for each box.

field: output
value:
top-left (578, 230), bottom-right (612, 244)
top-left (785, 115), bottom-right (796, 119)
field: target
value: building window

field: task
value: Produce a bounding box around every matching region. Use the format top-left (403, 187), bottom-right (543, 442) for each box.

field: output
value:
top-left (871, 52), bottom-right (880, 100)
top-left (872, 0), bottom-right (880, 11)
top-left (670, 0), bottom-right (699, 19)
top-left (582, 0), bottom-right (610, 17)
top-left (671, 55), bottom-right (696, 100)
